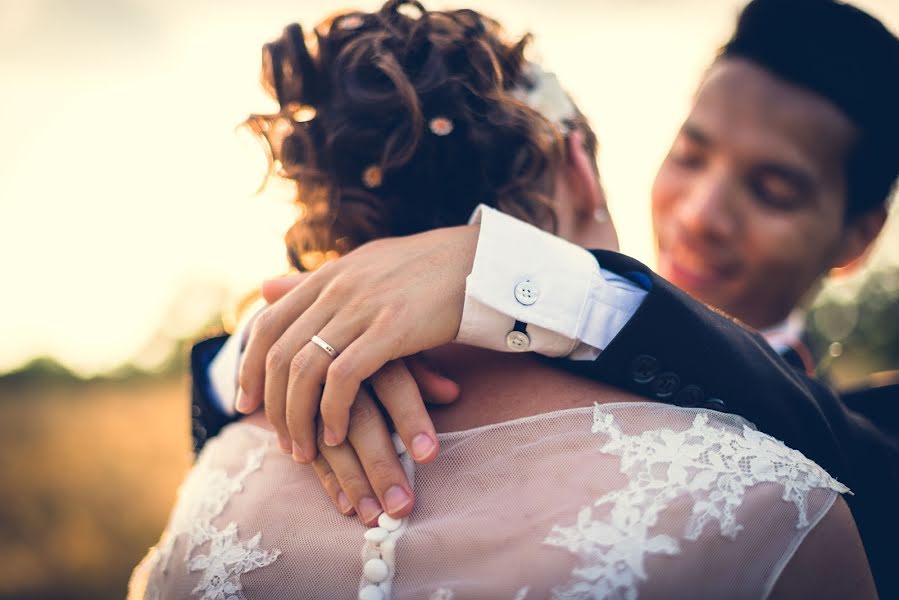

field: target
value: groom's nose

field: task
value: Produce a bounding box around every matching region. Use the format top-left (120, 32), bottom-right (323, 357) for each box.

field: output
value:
top-left (674, 168), bottom-right (740, 245)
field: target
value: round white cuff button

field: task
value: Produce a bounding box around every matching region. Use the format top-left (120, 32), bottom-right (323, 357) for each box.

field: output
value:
top-left (506, 330), bottom-right (530, 352)
top-left (514, 279), bottom-right (540, 305)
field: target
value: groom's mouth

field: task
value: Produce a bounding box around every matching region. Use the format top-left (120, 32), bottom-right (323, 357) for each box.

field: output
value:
top-left (658, 247), bottom-right (738, 291)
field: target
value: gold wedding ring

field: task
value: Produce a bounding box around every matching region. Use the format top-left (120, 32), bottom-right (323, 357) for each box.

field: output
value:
top-left (310, 335), bottom-right (339, 358)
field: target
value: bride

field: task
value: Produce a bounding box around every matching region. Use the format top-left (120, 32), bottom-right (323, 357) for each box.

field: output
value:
top-left (130, 2), bottom-right (874, 598)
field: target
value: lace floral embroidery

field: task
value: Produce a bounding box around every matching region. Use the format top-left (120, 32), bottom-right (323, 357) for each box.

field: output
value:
top-left (143, 434), bottom-right (281, 600)
top-left (544, 405), bottom-right (848, 600)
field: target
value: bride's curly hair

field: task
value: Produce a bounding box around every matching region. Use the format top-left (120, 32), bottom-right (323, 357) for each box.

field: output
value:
top-left (247, 0), bottom-right (598, 271)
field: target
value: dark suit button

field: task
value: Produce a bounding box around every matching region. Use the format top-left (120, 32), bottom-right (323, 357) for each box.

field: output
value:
top-left (192, 405), bottom-right (201, 417)
top-left (630, 355), bottom-right (659, 384)
top-left (651, 372), bottom-right (680, 398)
top-left (704, 397), bottom-right (726, 412)
top-left (674, 384), bottom-right (705, 407)
top-left (192, 418), bottom-right (207, 439)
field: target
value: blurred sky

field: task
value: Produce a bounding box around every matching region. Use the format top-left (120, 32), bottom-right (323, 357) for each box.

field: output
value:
top-left (1, 0), bottom-right (897, 376)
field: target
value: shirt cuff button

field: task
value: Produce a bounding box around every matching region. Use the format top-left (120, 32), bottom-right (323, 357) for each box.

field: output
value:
top-left (505, 330), bottom-right (531, 351)
top-left (514, 279), bottom-right (540, 306)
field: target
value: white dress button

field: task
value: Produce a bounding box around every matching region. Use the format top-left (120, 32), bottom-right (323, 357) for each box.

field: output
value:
top-left (359, 584), bottom-right (385, 600)
top-left (363, 558), bottom-right (390, 583)
top-left (505, 330), bottom-right (530, 352)
top-left (514, 279), bottom-right (540, 306)
top-left (377, 513), bottom-right (403, 531)
top-left (364, 527), bottom-right (390, 544)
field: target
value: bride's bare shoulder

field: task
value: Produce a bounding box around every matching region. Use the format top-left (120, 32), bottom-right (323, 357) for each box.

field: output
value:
top-left (769, 497), bottom-right (876, 599)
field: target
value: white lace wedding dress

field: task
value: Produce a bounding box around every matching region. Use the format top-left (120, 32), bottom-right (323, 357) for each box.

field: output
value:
top-left (129, 402), bottom-right (848, 600)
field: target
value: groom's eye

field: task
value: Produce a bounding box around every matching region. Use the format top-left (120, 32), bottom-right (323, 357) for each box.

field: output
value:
top-left (749, 166), bottom-right (812, 211)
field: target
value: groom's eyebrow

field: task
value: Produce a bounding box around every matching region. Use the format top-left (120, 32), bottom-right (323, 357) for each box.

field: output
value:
top-left (681, 123), bottom-right (712, 146)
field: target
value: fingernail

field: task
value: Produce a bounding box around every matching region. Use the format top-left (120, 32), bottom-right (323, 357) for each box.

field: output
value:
top-left (384, 485), bottom-right (412, 514)
top-left (235, 390), bottom-right (250, 413)
top-left (323, 427), bottom-right (339, 447)
top-left (292, 442), bottom-right (304, 462)
top-left (293, 442), bottom-right (316, 463)
top-left (337, 491), bottom-right (353, 514)
top-left (358, 497), bottom-right (382, 524)
top-left (411, 433), bottom-right (435, 461)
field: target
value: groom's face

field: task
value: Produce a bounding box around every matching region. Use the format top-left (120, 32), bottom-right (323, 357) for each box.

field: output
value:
top-left (651, 58), bottom-right (858, 329)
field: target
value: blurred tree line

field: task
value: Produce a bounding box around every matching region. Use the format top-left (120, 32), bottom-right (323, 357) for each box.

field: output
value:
top-left (0, 282), bottom-right (233, 386)
top-left (0, 343), bottom-right (191, 386)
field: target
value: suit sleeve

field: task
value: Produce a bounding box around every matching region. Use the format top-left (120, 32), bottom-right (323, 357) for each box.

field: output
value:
top-left (190, 335), bottom-right (242, 454)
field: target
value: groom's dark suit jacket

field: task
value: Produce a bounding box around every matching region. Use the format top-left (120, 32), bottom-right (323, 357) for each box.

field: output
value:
top-left (189, 250), bottom-right (898, 597)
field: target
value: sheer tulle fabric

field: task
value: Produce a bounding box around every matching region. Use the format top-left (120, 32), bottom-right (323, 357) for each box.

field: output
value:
top-left (130, 403), bottom-right (846, 600)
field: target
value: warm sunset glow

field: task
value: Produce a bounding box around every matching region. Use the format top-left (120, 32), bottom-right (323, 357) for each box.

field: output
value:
top-left (1, 0), bottom-right (896, 376)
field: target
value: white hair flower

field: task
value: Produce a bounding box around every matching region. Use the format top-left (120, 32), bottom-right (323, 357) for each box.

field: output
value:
top-left (511, 63), bottom-right (577, 131)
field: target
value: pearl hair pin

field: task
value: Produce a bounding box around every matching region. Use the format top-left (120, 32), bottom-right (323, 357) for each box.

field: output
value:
top-left (428, 116), bottom-right (454, 136)
top-left (362, 165), bottom-right (383, 189)
top-left (337, 14), bottom-right (365, 31)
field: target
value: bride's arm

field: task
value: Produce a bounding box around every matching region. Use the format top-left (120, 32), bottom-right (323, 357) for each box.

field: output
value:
top-left (769, 497), bottom-right (876, 599)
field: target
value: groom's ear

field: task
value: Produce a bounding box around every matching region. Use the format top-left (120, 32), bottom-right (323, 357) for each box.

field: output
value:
top-left (829, 205), bottom-right (887, 277)
top-left (564, 130), bottom-right (605, 215)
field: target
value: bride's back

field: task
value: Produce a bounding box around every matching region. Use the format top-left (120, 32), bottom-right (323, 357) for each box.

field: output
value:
top-left (131, 345), bottom-right (872, 598)
top-left (132, 402), bottom-right (861, 599)
top-left (422, 345), bottom-right (638, 433)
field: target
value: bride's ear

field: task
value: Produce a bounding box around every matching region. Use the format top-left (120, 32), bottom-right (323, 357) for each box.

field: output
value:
top-left (564, 129), bottom-right (606, 216)
top-left (559, 129), bottom-right (619, 251)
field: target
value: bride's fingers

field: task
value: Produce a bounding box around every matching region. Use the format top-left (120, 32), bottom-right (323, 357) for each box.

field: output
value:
top-left (316, 421), bottom-right (383, 526)
top-left (311, 454), bottom-right (355, 516)
top-left (346, 390), bottom-right (415, 519)
top-left (405, 354), bottom-right (461, 405)
top-left (238, 274), bottom-right (326, 411)
top-left (370, 360), bottom-right (439, 464)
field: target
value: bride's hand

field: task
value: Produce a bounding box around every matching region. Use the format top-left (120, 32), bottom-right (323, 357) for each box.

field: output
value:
top-left (309, 364), bottom-right (463, 525)
top-left (235, 224), bottom-right (478, 464)
top-left (313, 385), bottom-right (418, 525)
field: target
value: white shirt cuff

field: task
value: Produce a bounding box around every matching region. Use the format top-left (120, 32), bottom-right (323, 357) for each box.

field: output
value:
top-left (455, 204), bottom-right (647, 359)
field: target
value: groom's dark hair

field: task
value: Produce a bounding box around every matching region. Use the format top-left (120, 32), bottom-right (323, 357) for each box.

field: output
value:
top-left (720, 0), bottom-right (899, 220)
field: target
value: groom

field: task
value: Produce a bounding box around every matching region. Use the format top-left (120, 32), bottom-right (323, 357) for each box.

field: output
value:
top-left (190, 0), bottom-right (898, 594)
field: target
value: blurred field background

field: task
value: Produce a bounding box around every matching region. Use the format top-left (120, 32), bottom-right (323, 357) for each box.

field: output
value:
top-left (1, 0), bottom-right (897, 598)
top-left (0, 374), bottom-right (192, 600)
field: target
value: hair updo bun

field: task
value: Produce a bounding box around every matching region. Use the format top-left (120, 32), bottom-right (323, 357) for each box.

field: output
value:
top-left (246, 0), bottom-right (596, 271)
